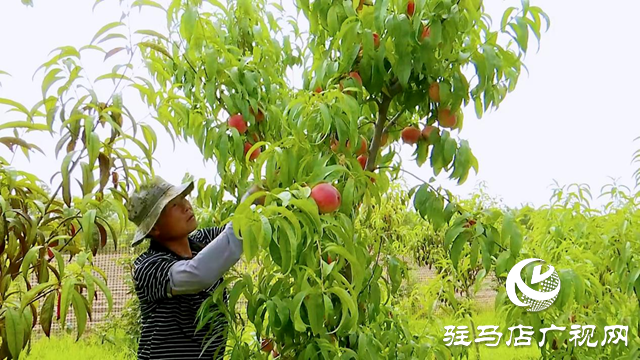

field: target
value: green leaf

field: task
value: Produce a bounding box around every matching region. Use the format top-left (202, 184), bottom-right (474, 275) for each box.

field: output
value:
top-left (79, 44), bottom-right (106, 53)
top-left (0, 98), bottom-right (30, 116)
top-left (327, 287), bottom-right (358, 335)
top-left (627, 268), bottom-right (640, 295)
top-left (227, 279), bottom-right (246, 317)
top-left (557, 270), bottom-right (573, 309)
top-left (374, 0), bottom-right (390, 33)
top-left (443, 137), bottom-right (457, 166)
top-left (338, 20), bottom-right (360, 73)
top-left (82, 210), bottom-right (97, 249)
top-left (274, 217), bottom-right (295, 274)
top-left (450, 232), bottom-right (469, 270)
top-left (49, 248), bottom-right (66, 277)
top-left (132, 0), bottom-right (166, 10)
top-left (509, 17), bottom-right (530, 53)
top-left (59, 277), bottom-right (75, 327)
top-left (95, 72), bottom-right (133, 83)
top-left (495, 250), bottom-right (511, 276)
top-left (5, 307), bottom-right (24, 359)
top-left (20, 245), bottom-right (43, 279)
top-left (304, 291), bottom-right (325, 335)
top-left (84, 270), bottom-right (96, 308)
top-left (325, 245), bottom-right (364, 292)
top-left (258, 215), bottom-right (272, 249)
top-left (21, 281), bottom-right (55, 310)
top-left (41, 68), bottom-right (64, 97)
top-left (470, 237), bottom-right (480, 268)
top-left (340, 177), bottom-right (355, 214)
top-left (40, 292), bottom-right (56, 337)
top-left (87, 271), bottom-right (112, 316)
top-left (135, 29), bottom-right (169, 42)
top-left (71, 290), bottom-right (88, 340)
top-left (474, 97), bottom-right (484, 118)
top-left (91, 22), bottom-right (125, 44)
top-left (204, 0), bottom-right (229, 17)
top-left (445, 224), bottom-right (465, 249)
top-left (180, 6), bottom-right (198, 41)
top-left (501, 7), bottom-right (516, 32)
top-left (0, 121), bottom-right (49, 133)
top-left (290, 199), bottom-right (322, 235)
top-left (327, 4), bottom-right (340, 35)
top-left (530, 6), bottom-right (551, 31)
top-left (307, 165), bottom-right (348, 185)
top-left (138, 41), bottom-right (173, 59)
top-left (240, 221), bottom-right (258, 262)
top-left (481, 234), bottom-right (494, 272)
top-left (501, 214), bottom-right (522, 256)
top-left (388, 256), bottom-right (404, 293)
top-left (392, 18), bottom-right (412, 87)
top-left (141, 124), bottom-right (157, 153)
top-left (87, 133), bottom-right (100, 168)
top-left (291, 289), bottom-right (310, 332)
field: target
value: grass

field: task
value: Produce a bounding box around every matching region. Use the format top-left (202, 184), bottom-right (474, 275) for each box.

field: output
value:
top-left (409, 306), bottom-right (540, 360)
top-left (19, 331), bottom-right (136, 360)
top-left (18, 308), bottom-right (541, 360)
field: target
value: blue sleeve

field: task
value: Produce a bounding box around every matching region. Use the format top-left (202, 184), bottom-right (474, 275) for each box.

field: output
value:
top-left (168, 222), bottom-right (243, 295)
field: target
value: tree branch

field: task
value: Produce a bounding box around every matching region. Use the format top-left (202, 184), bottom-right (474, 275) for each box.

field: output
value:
top-left (362, 233), bottom-right (386, 296)
top-left (388, 79), bottom-right (403, 97)
top-left (363, 77), bottom-right (404, 171)
top-left (383, 107), bottom-right (405, 134)
top-left (376, 165), bottom-right (455, 204)
top-left (365, 95), bottom-right (391, 172)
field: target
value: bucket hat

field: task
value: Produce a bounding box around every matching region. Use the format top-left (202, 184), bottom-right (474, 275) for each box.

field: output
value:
top-left (126, 176), bottom-right (194, 247)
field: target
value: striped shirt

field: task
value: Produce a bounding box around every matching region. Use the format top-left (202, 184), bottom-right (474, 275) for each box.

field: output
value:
top-left (133, 227), bottom-right (229, 360)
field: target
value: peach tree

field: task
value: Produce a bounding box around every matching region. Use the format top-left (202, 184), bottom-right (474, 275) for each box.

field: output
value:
top-left (0, 56), bottom-right (157, 360)
top-left (0, 6), bottom-right (158, 358)
top-left (105, 0), bottom-right (549, 358)
top-left (1, 0), bottom-right (549, 358)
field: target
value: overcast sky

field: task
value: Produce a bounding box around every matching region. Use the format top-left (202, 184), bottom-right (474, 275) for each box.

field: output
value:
top-left (1, 0), bottom-right (639, 210)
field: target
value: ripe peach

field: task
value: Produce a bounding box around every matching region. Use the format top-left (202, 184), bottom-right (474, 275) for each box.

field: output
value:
top-left (347, 136), bottom-right (367, 156)
top-left (437, 108), bottom-right (457, 128)
top-left (401, 126), bottom-right (421, 144)
top-left (228, 114), bottom-right (247, 134)
top-left (429, 82), bottom-right (440, 102)
top-left (249, 107), bottom-right (265, 123)
top-left (357, 155), bottom-right (368, 169)
top-left (330, 137), bottom-right (340, 152)
top-left (407, 0), bottom-right (415, 17)
top-left (311, 183), bottom-right (342, 213)
top-left (244, 142), bottom-right (261, 161)
top-left (349, 71), bottom-right (362, 86)
top-left (421, 25), bottom-right (431, 40)
top-left (421, 125), bottom-right (438, 141)
top-left (261, 339), bottom-right (274, 352)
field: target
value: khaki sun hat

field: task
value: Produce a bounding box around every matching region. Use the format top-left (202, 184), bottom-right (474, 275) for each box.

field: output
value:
top-left (126, 176), bottom-right (194, 247)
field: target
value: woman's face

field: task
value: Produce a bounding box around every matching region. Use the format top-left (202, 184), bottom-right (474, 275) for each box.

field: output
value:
top-left (149, 194), bottom-right (198, 240)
